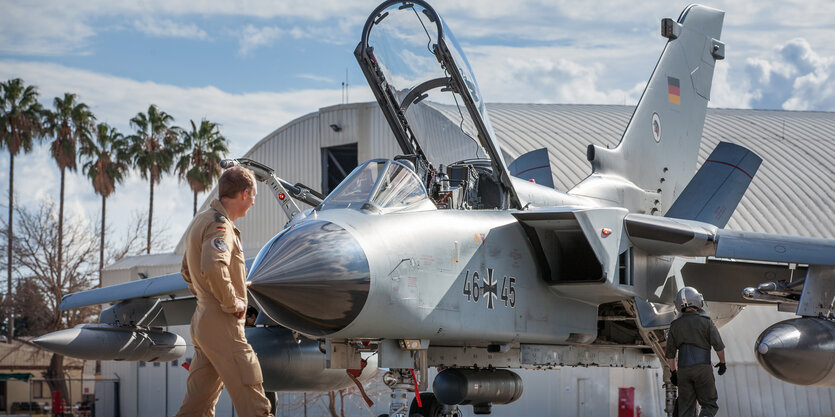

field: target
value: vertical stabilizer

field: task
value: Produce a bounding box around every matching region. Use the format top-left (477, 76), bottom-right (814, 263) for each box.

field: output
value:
top-left (571, 5), bottom-right (725, 215)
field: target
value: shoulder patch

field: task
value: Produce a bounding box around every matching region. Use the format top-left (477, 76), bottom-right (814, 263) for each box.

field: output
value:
top-left (214, 212), bottom-right (227, 223)
top-left (213, 237), bottom-right (227, 252)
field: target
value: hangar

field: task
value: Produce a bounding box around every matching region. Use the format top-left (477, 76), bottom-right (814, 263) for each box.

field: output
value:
top-left (99, 102), bottom-right (835, 416)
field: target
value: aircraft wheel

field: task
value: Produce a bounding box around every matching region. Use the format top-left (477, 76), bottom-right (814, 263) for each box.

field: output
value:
top-left (409, 392), bottom-right (444, 417)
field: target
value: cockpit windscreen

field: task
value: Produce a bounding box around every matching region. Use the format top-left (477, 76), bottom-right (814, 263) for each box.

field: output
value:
top-left (319, 159), bottom-right (433, 212)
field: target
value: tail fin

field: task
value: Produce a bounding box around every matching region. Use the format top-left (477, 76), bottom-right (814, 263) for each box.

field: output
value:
top-left (571, 5), bottom-right (725, 214)
top-left (666, 142), bottom-right (762, 227)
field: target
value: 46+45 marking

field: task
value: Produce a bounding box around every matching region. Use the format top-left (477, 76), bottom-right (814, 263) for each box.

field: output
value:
top-left (462, 268), bottom-right (516, 309)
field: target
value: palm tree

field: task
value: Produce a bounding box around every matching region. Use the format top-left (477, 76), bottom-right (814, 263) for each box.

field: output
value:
top-left (82, 123), bottom-right (129, 283)
top-left (129, 105), bottom-right (178, 254)
top-left (176, 119), bottom-right (229, 216)
top-left (44, 93), bottom-right (96, 283)
top-left (0, 78), bottom-right (43, 342)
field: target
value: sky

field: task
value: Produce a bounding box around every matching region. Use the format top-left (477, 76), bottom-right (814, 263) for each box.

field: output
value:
top-left (1, 0), bottom-right (835, 252)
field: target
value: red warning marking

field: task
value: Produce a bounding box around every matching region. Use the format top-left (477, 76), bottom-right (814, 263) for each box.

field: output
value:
top-left (705, 159), bottom-right (753, 179)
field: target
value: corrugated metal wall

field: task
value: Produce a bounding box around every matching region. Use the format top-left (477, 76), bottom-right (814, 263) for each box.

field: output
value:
top-left (718, 364), bottom-right (835, 417)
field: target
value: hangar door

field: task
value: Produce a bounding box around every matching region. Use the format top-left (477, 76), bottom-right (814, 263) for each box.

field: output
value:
top-left (321, 143), bottom-right (358, 195)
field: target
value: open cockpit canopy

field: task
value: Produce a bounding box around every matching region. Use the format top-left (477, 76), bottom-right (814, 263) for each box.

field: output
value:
top-left (355, 0), bottom-right (520, 208)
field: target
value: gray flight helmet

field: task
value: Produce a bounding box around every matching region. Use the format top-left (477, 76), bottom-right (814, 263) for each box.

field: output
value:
top-left (675, 286), bottom-right (705, 312)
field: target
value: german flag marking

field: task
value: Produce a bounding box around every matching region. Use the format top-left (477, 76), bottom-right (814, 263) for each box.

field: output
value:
top-left (668, 76), bottom-right (680, 105)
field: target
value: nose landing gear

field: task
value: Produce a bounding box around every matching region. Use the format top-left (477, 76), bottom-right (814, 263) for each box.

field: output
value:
top-left (379, 369), bottom-right (460, 417)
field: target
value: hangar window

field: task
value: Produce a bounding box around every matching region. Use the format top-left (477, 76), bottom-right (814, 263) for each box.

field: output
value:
top-left (321, 143), bottom-right (358, 195)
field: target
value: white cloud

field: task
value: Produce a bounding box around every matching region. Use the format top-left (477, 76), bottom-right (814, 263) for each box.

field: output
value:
top-left (0, 59), bottom-right (373, 249)
top-left (708, 61), bottom-right (755, 109)
top-left (111, 0), bottom-right (368, 20)
top-left (237, 25), bottom-right (284, 55)
top-left (465, 45), bottom-right (647, 105)
top-left (0, 1), bottom-right (96, 55)
top-left (235, 22), bottom-right (355, 51)
top-left (296, 74), bottom-right (338, 84)
top-left (0, 0), bottom-right (369, 56)
top-left (727, 38), bottom-right (835, 111)
top-left (133, 18), bottom-right (209, 40)
top-left (6, 0), bottom-right (835, 85)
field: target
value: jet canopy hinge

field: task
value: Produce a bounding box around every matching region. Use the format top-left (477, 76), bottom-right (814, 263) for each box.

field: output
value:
top-left (661, 18), bottom-right (682, 40)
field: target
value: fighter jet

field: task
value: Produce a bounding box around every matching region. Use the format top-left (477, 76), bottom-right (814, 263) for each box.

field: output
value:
top-left (34, 1), bottom-right (835, 417)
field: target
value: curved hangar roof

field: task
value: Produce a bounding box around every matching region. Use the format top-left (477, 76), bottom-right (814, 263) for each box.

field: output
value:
top-left (179, 102), bottom-right (835, 254)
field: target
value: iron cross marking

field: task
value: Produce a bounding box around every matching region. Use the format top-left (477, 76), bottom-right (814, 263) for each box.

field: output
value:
top-left (483, 268), bottom-right (498, 309)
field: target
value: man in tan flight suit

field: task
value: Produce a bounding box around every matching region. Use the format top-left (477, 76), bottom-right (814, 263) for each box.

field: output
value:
top-left (666, 287), bottom-right (726, 417)
top-left (175, 166), bottom-right (272, 417)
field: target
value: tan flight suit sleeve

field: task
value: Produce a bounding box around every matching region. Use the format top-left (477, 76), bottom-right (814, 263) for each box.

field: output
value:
top-left (181, 255), bottom-right (196, 295)
top-left (201, 224), bottom-right (243, 313)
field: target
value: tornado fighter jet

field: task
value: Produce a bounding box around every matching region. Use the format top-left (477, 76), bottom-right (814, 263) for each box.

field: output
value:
top-left (34, 2), bottom-right (835, 416)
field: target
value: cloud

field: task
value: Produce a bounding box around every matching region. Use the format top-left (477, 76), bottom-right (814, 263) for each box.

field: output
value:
top-left (133, 18), bottom-right (209, 40)
top-left (0, 59), bottom-right (373, 249)
top-left (726, 38), bottom-right (835, 111)
top-left (234, 23), bottom-right (355, 53)
top-left (0, 60), bottom-right (352, 151)
top-left (708, 61), bottom-right (755, 109)
top-left (459, 31), bottom-right (835, 113)
top-left (0, 0), bottom-right (369, 56)
top-left (237, 25), bottom-right (284, 55)
top-left (0, 1), bottom-right (96, 55)
top-left (464, 45), bottom-right (646, 105)
top-left (296, 74), bottom-right (338, 84)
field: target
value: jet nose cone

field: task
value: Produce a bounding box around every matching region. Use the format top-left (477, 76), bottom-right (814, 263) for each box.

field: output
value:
top-left (247, 220), bottom-right (370, 336)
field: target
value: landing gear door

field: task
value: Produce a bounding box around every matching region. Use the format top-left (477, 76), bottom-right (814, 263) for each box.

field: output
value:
top-left (355, 0), bottom-right (521, 209)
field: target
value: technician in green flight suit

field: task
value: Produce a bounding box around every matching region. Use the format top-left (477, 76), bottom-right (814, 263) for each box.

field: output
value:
top-left (666, 287), bottom-right (726, 417)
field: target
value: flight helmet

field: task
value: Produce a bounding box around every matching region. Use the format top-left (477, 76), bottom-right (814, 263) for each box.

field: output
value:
top-left (675, 287), bottom-right (704, 312)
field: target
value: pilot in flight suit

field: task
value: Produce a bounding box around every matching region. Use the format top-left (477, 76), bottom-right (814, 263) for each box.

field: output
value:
top-left (175, 166), bottom-right (272, 417)
top-left (666, 287), bottom-right (726, 417)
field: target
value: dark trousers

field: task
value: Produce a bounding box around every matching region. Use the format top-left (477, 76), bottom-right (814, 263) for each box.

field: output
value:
top-left (677, 364), bottom-right (718, 417)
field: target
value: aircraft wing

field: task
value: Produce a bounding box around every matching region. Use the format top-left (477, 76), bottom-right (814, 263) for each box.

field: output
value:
top-left (60, 272), bottom-right (190, 310)
top-left (60, 258), bottom-right (256, 311)
top-left (625, 214), bottom-right (835, 310)
top-left (624, 213), bottom-right (835, 265)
